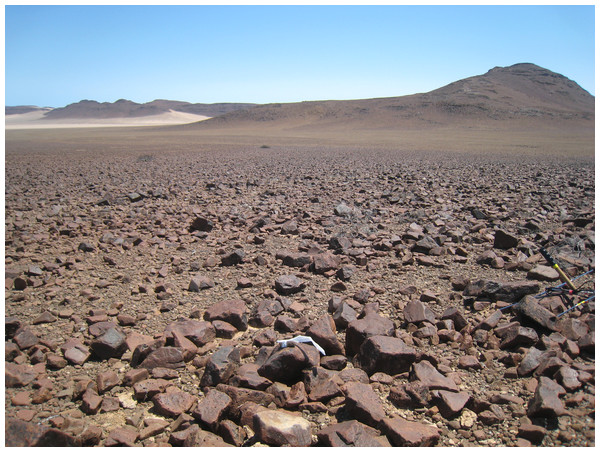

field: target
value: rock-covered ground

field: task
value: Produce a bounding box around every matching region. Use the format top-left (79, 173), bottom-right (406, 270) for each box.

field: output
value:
top-left (5, 144), bottom-right (595, 446)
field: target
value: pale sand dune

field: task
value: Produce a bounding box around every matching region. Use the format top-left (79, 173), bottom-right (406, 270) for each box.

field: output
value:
top-left (5, 109), bottom-right (210, 129)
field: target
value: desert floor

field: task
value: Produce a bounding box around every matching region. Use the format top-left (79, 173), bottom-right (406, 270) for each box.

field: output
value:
top-left (5, 126), bottom-right (595, 447)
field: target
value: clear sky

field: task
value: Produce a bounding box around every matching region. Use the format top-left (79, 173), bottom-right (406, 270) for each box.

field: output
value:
top-left (5, 4), bottom-right (595, 107)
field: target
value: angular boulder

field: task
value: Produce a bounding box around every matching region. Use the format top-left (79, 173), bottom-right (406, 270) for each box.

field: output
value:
top-left (346, 313), bottom-right (394, 356)
top-left (204, 299), bottom-right (248, 331)
top-left (354, 335), bottom-right (417, 376)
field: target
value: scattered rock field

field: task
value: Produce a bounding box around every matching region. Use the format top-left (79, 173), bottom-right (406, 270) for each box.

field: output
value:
top-left (5, 143), bottom-right (595, 446)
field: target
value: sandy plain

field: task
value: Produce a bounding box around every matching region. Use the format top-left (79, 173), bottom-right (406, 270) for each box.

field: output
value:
top-left (5, 110), bottom-right (210, 130)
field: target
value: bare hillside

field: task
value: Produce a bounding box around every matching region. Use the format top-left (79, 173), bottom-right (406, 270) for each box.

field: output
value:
top-left (190, 63), bottom-right (593, 132)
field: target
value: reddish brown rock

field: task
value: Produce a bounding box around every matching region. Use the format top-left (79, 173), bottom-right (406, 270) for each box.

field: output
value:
top-left (381, 416), bottom-right (440, 446)
top-left (139, 347), bottom-right (185, 370)
top-left (152, 389), bottom-right (196, 418)
top-left (133, 378), bottom-right (170, 401)
top-left (317, 420), bottom-right (390, 447)
top-left (434, 389), bottom-right (471, 418)
top-left (306, 315), bottom-right (345, 355)
top-left (343, 381), bottom-right (386, 428)
top-left (410, 360), bottom-right (458, 392)
top-left (192, 388), bottom-right (232, 432)
top-left (105, 426), bottom-right (139, 447)
top-left (124, 368), bottom-right (150, 386)
top-left (188, 274), bottom-right (215, 292)
top-left (204, 298), bottom-right (248, 331)
top-left (96, 370), bottom-right (120, 394)
top-left (6, 362), bottom-right (38, 387)
top-left (81, 388), bottom-right (103, 414)
top-left (164, 319), bottom-right (216, 347)
top-left (527, 376), bottom-right (567, 418)
top-left (13, 328), bottom-right (39, 350)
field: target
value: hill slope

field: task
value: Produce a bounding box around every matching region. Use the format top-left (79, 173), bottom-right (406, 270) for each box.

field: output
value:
top-left (189, 63), bottom-right (593, 133)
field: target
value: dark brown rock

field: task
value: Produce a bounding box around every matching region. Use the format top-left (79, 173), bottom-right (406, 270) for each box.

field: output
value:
top-left (90, 326), bottom-right (127, 359)
top-left (200, 346), bottom-right (240, 387)
top-left (258, 343), bottom-right (320, 384)
top-left (346, 313), bottom-right (394, 356)
top-left (5, 418), bottom-right (81, 447)
top-left (441, 306), bottom-right (469, 330)
top-left (404, 300), bottom-right (437, 324)
top-left (230, 363), bottom-right (272, 390)
top-left (220, 249), bottom-right (245, 266)
top-left (513, 296), bottom-right (557, 331)
top-left (463, 280), bottom-right (540, 303)
top-left (275, 274), bottom-right (306, 295)
top-left (354, 335), bottom-right (417, 376)
top-left (493, 230), bottom-right (518, 249)
top-left (306, 315), bottom-right (345, 355)
top-left (500, 326), bottom-right (539, 349)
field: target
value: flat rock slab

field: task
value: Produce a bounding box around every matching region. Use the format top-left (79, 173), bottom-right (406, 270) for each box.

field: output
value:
top-left (152, 389), bottom-right (197, 418)
top-left (411, 360), bottom-right (458, 392)
top-left (527, 265), bottom-right (560, 281)
top-left (381, 416), bottom-right (440, 446)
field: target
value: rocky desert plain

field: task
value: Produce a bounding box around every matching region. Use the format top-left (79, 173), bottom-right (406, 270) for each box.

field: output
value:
top-left (4, 64), bottom-right (596, 447)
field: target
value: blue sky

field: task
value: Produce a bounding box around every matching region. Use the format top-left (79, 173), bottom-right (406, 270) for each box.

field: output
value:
top-left (5, 5), bottom-right (595, 107)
